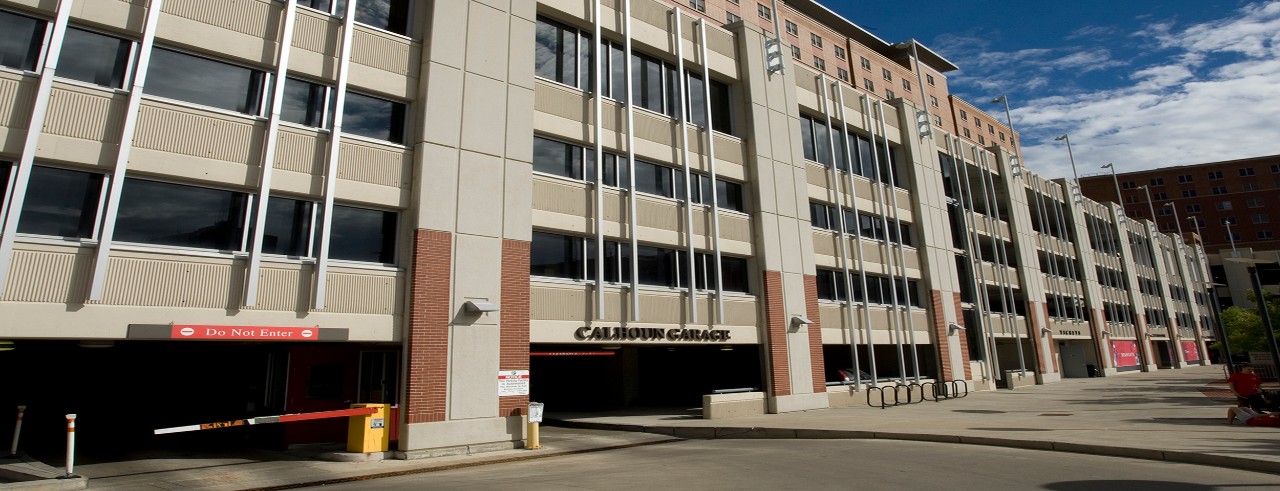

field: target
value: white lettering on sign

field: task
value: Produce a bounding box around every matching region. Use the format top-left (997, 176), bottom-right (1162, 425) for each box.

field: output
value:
top-left (498, 370), bottom-right (530, 397)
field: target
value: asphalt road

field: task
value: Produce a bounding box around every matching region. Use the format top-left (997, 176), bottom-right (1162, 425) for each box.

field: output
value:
top-left (300, 439), bottom-right (1280, 490)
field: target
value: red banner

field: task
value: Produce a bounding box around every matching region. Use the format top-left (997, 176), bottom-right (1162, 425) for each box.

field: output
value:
top-left (1182, 341), bottom-right (1201, 362)
top-left (171, 325), bottom-right (320, 341)
top-left (1112, 340), bottom-right (1140, 367)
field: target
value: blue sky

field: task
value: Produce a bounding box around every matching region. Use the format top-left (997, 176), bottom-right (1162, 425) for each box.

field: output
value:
top-left (826, 1), bottom-right (1280, 179)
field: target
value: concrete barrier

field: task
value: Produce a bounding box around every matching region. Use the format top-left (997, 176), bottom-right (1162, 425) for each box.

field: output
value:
top-left (702, 391), bottom-right (766, 419)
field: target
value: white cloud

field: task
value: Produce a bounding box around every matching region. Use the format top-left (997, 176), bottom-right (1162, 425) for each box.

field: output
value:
top-left (954, 1), bottom-right (1280, 180)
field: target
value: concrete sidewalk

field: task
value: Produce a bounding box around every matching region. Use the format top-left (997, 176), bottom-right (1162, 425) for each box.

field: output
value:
top-left (3, 365), bottom-right (1275, 490)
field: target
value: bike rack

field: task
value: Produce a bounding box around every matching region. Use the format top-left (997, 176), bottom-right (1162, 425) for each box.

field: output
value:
top-left (866, 380), bottom-right (969, 408)
top-left (866, 386), bottom-right (890, 408)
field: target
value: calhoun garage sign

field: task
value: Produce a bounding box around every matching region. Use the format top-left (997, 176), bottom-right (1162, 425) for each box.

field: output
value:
top-left (574, 326), bottom-right (731, 342)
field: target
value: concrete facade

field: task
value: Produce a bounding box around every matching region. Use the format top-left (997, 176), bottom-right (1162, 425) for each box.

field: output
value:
top-left (0, 0), bottom-right (1216, 457)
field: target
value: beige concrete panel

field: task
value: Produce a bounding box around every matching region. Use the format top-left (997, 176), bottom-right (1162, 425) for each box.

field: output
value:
top-left (752, 157), bottom-right (780, 216)
top-left (129, 147), bottom-right (254, 188)
top-left (414, 142), bottom-right (460, 230)
top-left (351, 25), bottom-right (416, 78)
top-left (722, 297), bottom-right (759, 327)
top-left (42, 84), bottom-right (126, 143)
top-left (532, 177), bottom-right (591, 217)
top-left (454, 234), bottom-right (502, 326)
top-left (32, 134), bottom-right (118, 169)
top-left (713, 134), bottom-right (746, 170)
top-left (270, 169), bottom-right (323, 198)
top-left (719, 213), bottom-right (752, 243)
top-left (0, 74), bottom-right (36, 137)
top-left (503, 159), bottom-right (533, 242)
top-left (459, 73), bottom-right (509, 157)
top-left (640, 293), bottom-right (683, 324)
top-left (333, 178), bottom-right (408, 208)
top-left (531, 284), bottom-right (589, 321)
top-left (71, 0), bottom-right (146, 32)
top-left (633, 110), bottom-right (677, 148)
top-left (754, 212), bottom-right (783, 271)
top-left (812, 231), bottom-right (836, 257)
top-left (464, 2), bottom-right (510, 82)
top-left (347, 65), bottom-right (413, 102)
top-left (748, 104), bottom-right (773, 159)
top-left (322, 270), bottom-right (400, 315)
top-left (425, 0), bottom-right (469, 70)
top-left (448, 324), bottom-right (501, 419)
top-left (2, 245), bottom-right (91, 304)
top-left (421, 62), bottom-right (464, 147)
top-left (250, 264), bottom-right (312, 312)
top-left (133, 102), bottom-right (264, 169)
top-left (456, 150), bottom-right (506, 237)
top-left (158, 0), bottom-right (279, 66)
top-left (637, 197), bottom-right (680, 231)
top-left (97, 253), bottom-right (239, 309)
top-left (783, 271), bottom-right (814, 393)
top-left (776, 217), bottom-right (804, 274)
top-left (338, 140), bottom-right (410, 188)
top-left (507, 82), bottom-right (536, 154)
top-left (771, 159), bottom-right (799, 220)
top-left (401, 416), bottom-right (522, 451)
top-left (274, 128), bottom-right (327, 176)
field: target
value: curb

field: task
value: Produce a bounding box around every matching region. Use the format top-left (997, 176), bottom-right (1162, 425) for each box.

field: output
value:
top-left (546, 419), bottom-right (1280, 475)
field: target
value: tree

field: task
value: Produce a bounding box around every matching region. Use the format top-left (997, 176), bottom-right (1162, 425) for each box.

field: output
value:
top-left (1214, 289), bottom-right (1280, 356)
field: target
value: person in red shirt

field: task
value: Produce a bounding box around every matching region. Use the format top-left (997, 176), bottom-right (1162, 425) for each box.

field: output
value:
top-left (1228, 364), bottom-right (1267, 412)
top-left (1227, 406), bottom-right (1280, 427)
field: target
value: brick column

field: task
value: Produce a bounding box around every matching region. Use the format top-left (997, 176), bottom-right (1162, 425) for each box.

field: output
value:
top-left (1091, 308), bottom-right (1112, 369)
top-left (405, 229), bottom-right (452, 424)
top-left (1027, 300), bottom-right (1049, 374)
top-left (803, 275), bottom-right (825, 393)
top-left (929, 290), bottom-right (955, 381)
top-left (498, 239), bottom-right (530, 417)
top-left (954, 293), bottom-right (973, 380)
top-left (763, 270), bottom-right (790, 396)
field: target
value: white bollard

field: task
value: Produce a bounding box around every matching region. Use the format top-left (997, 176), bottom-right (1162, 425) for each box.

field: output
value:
top-left (63, 414), bottom-right (76, 478)
top-left (8, 405), bottom-right (24, 457)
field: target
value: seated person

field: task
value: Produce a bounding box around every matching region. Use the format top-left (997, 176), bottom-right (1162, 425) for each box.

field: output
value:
top-left (1227, 406), bottom-right (1280, 427)
top-left (1228, 364), bottom-right (1268, 412)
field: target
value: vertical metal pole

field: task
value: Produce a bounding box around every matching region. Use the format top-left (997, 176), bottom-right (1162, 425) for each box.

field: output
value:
top-left (980, 151), bottom-right (1026, 375)
top-left (1248, 266), bottom-right (1280, 375)
top-left (876, 101), bottom-right (920, 382)
top-left (86, 0), bottom-right (162, 301)
top-left (953, 139), bottom-right (1000, 380)
top-left (624, 0), bottom-right (640, 321)
top-left (0, 0), bottom-right (75, 296)
top-left (857, 95), bottom-right (879, 386)
top-left (313, 0), bottom-right (359, 309)
top-left (8, 405), bottom-right (24, 457)
top-left (63, 414), bottom-right (75, 478)
top-left (906, 40), bottom-right (931, 139)
top-left (671, 8), bottom-right (698, 325)
top-left (246, 0), bottom-right (300, 307)
top-left (697, 20), bottom-right (725, 323)
top-left (592, 0), bottom-right (605, 319)
top-left (834, 84), bottom-right (863, 387)
top-left (865, 100), bottom-right (906, 383)
top-left (1189, 217), bottom-right (1233, 371)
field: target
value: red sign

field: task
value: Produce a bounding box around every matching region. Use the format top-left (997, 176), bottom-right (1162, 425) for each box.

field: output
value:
top-left (171, 325), bottom-right (320, 341)
top-left (1182, 341), bottom-right (1201, 362)
top-left (530, 351), bottom-right (617, 357)
top-left (1112, 340), bottom-right (1140, 367)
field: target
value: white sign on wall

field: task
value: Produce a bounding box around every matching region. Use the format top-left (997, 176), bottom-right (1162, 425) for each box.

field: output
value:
top-left (498, 370), bottom-right (530, 397)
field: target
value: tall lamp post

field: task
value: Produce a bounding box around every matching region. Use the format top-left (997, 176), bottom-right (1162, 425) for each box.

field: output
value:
top-left (1188, 215), bottom-right (1233, 371)
top-left (1101, 163), bottom-right (1124, 212)
top-left (1165, 202), bottom-right (1206, 365)
top-left (1223, 219), bottom-right (1280, 378)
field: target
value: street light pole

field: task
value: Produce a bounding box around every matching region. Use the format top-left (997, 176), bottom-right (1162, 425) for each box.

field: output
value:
top-left (1101, 163), bottom-right (1123, 212)
top-left (1138, 185), bottom-right (1158, 223)
top-left (1189, 216), bottom-right (1233, 371)
top-left (1166, 202), bottom-right (1205, 365)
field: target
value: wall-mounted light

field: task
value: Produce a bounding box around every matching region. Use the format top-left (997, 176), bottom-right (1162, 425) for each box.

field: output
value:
top-left (463, 300), bottom-right (500, 313)
top-left (790, 315), bottom-right (813, 328)
top-left (1101, 330), bottom-right (1112, 337)
top-left (948, 322), bottom-right (965, 334)
top-left (1040, 327), bottom-right (1053, 335)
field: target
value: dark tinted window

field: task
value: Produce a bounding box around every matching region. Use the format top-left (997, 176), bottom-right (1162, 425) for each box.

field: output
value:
top-left (147, 48), bottom-right (265, 115)
top-left (335, 0), bottom-right (410, 35)
top-left (634, 160), bottom-right (682, 199)
top-left (534, 17), bottom-right (582, 88)
top-left (636, 245), bottom-right (679, 287)
top-left (0, 10), bottom-right (44, 71)
top-left (281, 78), bottom-right (327, 127)
top-left (531, 231), bottom-right (584, 280)
top-left (261, 197), bottom-right (314, 257)
top-left (59, 28), bottom-right (131, 88)
top-left (532, 136), bottom-right (584, 180)
top-left (343, 91), bottom-right (405, 144)
top-left (329, 205), bottom-right (396, 263)
top-left (115, 179), bottom-right (248, 250)
top-left (18, 166), bottom-right (102, 238)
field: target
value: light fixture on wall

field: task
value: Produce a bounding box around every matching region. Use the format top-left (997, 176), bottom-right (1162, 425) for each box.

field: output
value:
top-left (1101, 330), bottom-right (1112, 337)
top-left (948, 322), bottom-right (965, 334)
top-left (1040, 327), bottom-right (1053, 335)
top-left (463, 300), bottom-right (500, 313)
top-left (790, 315), bottom-right (813, 329)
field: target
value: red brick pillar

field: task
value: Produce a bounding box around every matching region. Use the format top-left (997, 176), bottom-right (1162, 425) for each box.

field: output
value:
top-left (499, 239), bottom-right (531, 417)
top-left (1026, 300), bottom-right (1048, 374)
top-left (405, 230), bottom-right (452, 424)
top-left (1091, 308), bottom-right (1112, 369)
top-left (929, 290), bottom-right (954, 381)
top-left (954, 293), bottom-right (973, 380)
top-left (803, 275), bottom-right (825, 393)
top-left (763, 271), bottom-right (790, 396)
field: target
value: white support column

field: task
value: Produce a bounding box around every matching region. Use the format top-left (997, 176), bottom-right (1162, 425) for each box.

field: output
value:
top-left (672, 7), bottom-right (697, 325)
top-left (826, 80), bottom-right (861, 386)
top-left (856, 94), bottom-right (879, 385)
top-left (865, 98), bottom-right (906, 384)
top-left (592, 0), bottom-right (606, 320)
top-left (85, 0), bottom-right (163, 301)
top-left (313, 0), bottom-right (359, 309)
top-left (623, 0), bottom-right (640, 321)
top-left (877, 101), bottom-right (920, 382)
top-left (0, 0), bottom-right (75, 296)
top-left (697, 20), bottom-right (725, 323)
top-left (245, 0), bottom-right (300, 307)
